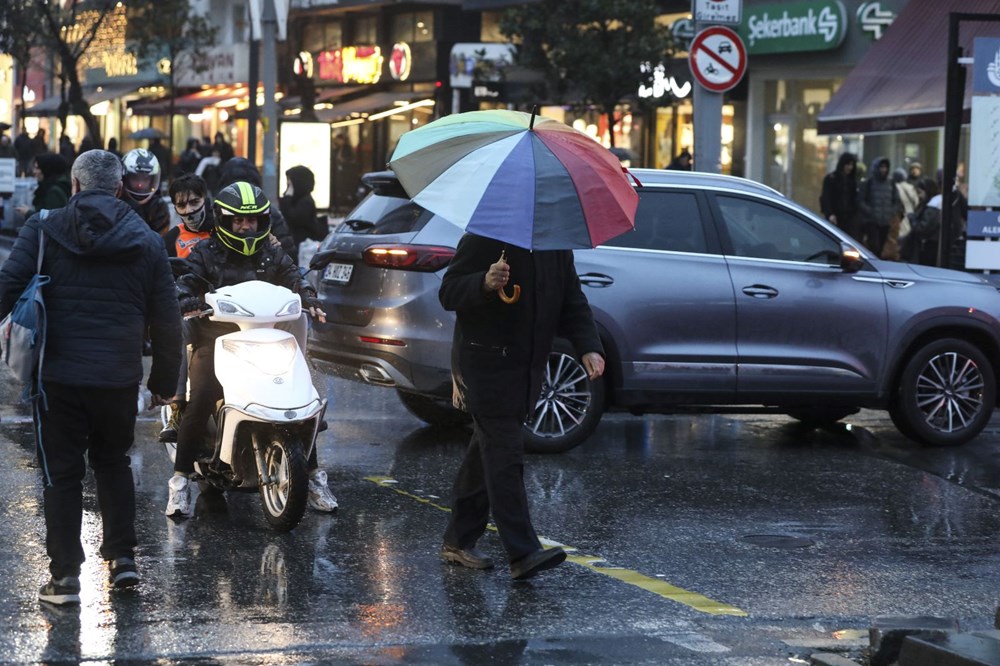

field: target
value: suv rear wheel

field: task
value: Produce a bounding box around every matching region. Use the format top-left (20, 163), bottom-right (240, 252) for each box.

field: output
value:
top-left (524, 340), bottom-right (605, 454)
top-left (889, 338), bottom-right (996, 447)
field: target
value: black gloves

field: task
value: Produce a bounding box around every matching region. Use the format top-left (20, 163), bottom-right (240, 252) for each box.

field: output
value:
top-left (302, 292), bottom-right (323, 311)
top-left (179, 296), bottom-right (207, 314)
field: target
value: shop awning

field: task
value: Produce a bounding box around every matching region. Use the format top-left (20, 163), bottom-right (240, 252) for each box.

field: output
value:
top-left (817, 0), bottom-right (1000, 135)
top-left (314, 91), bottom-right (426, 122)
top-left (25, 83), bottom-right (143, 116)
top-left (130, 85), bottom-right (250, 116)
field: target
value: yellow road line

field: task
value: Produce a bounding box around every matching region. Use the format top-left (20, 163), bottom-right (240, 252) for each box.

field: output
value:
top-left (364, 475), bottom-right (747, 617)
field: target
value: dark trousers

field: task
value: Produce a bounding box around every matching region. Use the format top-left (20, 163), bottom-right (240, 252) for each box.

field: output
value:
top-left (864, 222), bottom-right (889, 257)
top-left (444, 414), bottom-right (541, 563)
top-left (176, 342), bottom-right (319, 475)
top-left (34, 382), bottom-right (139, 579)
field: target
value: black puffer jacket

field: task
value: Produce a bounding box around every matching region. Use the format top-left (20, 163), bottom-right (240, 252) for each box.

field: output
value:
top-left (0, 190), bottom-right (182, 395)
top-left (175, 235), bottom-right (316, 343)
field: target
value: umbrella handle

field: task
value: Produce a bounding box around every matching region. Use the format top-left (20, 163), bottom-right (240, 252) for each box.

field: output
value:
top-left (499, 284), bottom-right (521, 304)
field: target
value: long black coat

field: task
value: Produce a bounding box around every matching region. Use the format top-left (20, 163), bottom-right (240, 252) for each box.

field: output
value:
top-left (0, 190), bottom-right (181, 395)
top-left (439, 234), bottom-right (603, 418)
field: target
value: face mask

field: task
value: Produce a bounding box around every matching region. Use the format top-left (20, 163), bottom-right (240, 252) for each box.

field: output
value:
top-left (180, 203), bottom-right (206, 231)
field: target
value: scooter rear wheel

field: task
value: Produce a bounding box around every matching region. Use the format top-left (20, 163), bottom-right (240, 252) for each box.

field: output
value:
top-left (259, 435), bottom-right (308, 532)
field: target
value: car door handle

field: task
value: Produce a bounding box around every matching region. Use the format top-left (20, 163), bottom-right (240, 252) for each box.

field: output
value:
top-left (742, 285), bottom-right (779, 299)
top-left (579, 273), bottom-right (614, 288)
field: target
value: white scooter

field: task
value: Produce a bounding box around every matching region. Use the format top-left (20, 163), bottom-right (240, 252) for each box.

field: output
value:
top-left (164, 280), bottom-right (326, 532)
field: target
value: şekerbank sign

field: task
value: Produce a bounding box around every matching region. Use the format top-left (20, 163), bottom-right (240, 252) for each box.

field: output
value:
top-left (738, 0), bottom-right (848, 55)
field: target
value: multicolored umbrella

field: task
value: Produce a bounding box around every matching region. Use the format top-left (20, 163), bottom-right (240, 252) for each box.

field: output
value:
top-left (388, 109), bottom-right (639, 251)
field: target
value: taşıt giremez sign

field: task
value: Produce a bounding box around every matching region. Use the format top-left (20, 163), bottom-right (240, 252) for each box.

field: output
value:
top-left (738, 0), bottom-right (847, 55)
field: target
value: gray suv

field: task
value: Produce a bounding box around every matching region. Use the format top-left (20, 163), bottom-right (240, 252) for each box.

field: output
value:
top-left (308, 169), bottom-right (1000, 453)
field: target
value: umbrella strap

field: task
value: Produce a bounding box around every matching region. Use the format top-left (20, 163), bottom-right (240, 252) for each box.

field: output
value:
top-left (623, 167), bottom-right (643, 188)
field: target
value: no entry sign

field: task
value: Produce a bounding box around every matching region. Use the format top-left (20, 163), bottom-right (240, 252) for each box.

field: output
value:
top-left (689, 26), bottom-right (747, 93)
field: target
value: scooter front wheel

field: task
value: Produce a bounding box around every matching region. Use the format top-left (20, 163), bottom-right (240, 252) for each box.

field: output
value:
top-left (259, 435), bottom-right (309, 532)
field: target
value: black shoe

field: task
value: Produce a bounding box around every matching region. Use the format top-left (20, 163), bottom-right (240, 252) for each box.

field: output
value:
top-left (108, 557), bottom-right (139, 589)
top-left (39, 576), bottom-right (81, 606)
top-left (441, 544), bottom-right (494, 570)
top-left (510, 547), bottom-right (567, 581)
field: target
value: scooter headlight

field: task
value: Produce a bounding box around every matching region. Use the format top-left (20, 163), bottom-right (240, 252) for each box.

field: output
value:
top-left (215, 300), bottom-right (255, 317)
top-left (221, 338), bottom-right (297, 375)
top-left (275, 299), bottom-right (301, 317)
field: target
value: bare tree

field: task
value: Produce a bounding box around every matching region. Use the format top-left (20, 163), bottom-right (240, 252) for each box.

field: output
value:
top-left (0, 0), bottom-right (43, 132)
top-left (500, 0), bottom-right (675, 147)
top-left (128, 0), bottom-right (218, 157)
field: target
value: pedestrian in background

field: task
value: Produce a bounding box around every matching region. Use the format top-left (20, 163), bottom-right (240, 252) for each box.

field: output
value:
top-left (148, 137), bottom-right (172, 180)
top-left (667, 149), bottom-right (693, 171)
top-left (0, 149), bottom-right (181, 606)
top-left (280, 165), bottom-right (318, 264)
top-left (858, 156), bottom-right (902, 257)
top-left (901, 177), bottom-right (941, 266)
top-left (57, 135), bottom-right (75, 164)
top-left (15, 153), bottom-right (71, 219)
top-left (14, 129), bottom-right (34, 176)
top-left (819, 152), bottom-right (861, 242)
top-left (438, 233), bottom-right (605, 580)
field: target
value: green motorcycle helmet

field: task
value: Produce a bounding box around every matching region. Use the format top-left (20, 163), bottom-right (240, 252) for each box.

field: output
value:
top-left (213, 181), bottom-right (272, 256)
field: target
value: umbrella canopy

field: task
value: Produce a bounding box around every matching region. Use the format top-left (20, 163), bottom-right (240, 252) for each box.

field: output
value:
top-left (389, 109), bottom-right (638, 250)
top-left (129, 127), bottom-right (165, 140)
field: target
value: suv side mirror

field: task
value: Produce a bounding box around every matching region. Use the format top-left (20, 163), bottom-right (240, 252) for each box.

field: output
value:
top-left (840, 242), bottom-right (865, 273)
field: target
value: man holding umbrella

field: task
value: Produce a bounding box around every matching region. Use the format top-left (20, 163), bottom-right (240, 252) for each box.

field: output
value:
top-left (388, 109), bottom-right (635, 580)
top-left (439, 236), bottom-right (605, 580)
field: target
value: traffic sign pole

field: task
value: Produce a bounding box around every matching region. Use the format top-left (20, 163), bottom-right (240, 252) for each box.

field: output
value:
top-left (689, 23), bottom-right (747, 174)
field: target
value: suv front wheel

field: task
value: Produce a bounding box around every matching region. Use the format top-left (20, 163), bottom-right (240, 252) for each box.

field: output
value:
top-left (524, 340), bottom-right (605, 454)
top-left (889, 338), bottom-right (996, 447)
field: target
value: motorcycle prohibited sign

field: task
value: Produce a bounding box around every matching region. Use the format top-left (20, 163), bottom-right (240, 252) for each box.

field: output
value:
top-left (689, 26), bottom-right (747, 93)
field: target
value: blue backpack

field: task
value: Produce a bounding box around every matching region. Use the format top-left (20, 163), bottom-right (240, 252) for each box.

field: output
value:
top-left (0, 221), bottom-right (49, 400)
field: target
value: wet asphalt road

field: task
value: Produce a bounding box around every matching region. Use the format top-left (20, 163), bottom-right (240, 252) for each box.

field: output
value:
top-left (2, 366), bottom-right (1000, 665)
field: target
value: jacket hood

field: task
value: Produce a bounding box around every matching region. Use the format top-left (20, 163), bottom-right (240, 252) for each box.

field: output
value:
top-left (869, 156), bottom-right (891, 180)
top-left (42, 190), bottom-right (150, 261)
top-left (218, 157), bottom-right (262, 189)
top-left (286, 165), bottom-right (315, 195)
top-left (836, 152), bottom-right (857, 172)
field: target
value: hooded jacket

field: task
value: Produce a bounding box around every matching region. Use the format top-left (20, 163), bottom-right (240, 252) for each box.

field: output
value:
top-left (280, 166), bottom-right (318, 245)
top-left (859, 156), bottom-right (902, 227)
top-left (819, 152), bottom-right (858, 221)
top-left (0, 190), bottom-right (182, 394)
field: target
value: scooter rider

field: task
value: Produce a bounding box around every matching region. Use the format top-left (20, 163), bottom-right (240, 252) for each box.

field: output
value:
top-left (166, 181), bottom-right (338, 517)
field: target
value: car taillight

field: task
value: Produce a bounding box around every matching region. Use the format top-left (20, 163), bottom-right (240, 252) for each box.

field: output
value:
top-left (362, 244), bottom-right (455, 272)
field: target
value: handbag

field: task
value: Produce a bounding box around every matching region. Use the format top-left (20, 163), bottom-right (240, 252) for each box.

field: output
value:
top-left (0, 224), bottom-right (48, 392)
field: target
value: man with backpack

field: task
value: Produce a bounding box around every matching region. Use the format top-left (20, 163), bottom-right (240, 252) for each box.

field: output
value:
top-left (858, 156), bottom-right (903, 257)
top-left (0, 149), bottom-right (181, 606)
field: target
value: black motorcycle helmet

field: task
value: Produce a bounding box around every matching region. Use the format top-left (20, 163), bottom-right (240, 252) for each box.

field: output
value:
top-left (213, 181), bottom-right (272, 256)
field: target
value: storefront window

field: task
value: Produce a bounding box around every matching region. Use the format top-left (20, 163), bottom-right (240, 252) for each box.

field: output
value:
top-left (392, 11), bottom-right (434, 43)
top-left (354, 16), bottom-right (378, 45)
top-left (763, 78), bottom-right (841, 214)
top-left (557, 105), bottom-right (642, 165)
top-left (303, 22), bottom-right (342, 53)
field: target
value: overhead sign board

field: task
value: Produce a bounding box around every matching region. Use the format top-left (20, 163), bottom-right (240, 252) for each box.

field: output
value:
top-left (688, 26), bottom-right (747, 93)
top-left (693, 0), bottom-right (742, 25)
top-left (738, 0), bottom-right (847, 55)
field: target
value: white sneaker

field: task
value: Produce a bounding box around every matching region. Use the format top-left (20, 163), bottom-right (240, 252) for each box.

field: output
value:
top-left (165, 475), bottom-right (192, 517)
top-left (308, 469), bottom-right (339, 513)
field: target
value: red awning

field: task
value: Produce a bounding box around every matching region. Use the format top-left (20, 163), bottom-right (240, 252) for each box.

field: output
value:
top-left (817, 0), bottom-right (1000, 135)
top-left (130, 85), bottom-right (251, 116)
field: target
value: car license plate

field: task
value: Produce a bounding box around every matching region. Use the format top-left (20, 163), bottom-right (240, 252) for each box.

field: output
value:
top-left (323, 263), bottom-right (353, 284)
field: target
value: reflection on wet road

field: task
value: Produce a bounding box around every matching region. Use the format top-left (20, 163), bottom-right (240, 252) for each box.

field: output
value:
top-left (1, 371), bottom-right (1000, 664)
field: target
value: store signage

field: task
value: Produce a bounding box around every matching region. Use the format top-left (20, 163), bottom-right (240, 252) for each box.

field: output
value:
top-left (175, 44), bottom-right (250, 88)
top-left (689, 26), bottom-right (746, 93)
top-left (671, 18), bottom-right (695, 50)
top-left (857, 2), bottom-right (895, 41)
top-left (738, 0), bottom-right (847, 55)
top-left (967, 211), bottom-right (1000, 238)
top-left (693, 0), bottom-right (742, 25)
top-left (317, 46), bottom-right (383, 84)
top-left (450, 43), bottom-right (515, 89)
top-left (472, 81), bottom-right (503, 99)
top-left (389, 43), bottom-right (411, 81)
top-left (638, 62), bottom-right (692, 100)
top-left (973, 37), bottom-right (1000, 94)
top-left (967, 38), bottom-right (1000, 208)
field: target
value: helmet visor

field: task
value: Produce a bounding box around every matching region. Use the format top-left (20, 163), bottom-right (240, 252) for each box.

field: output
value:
top-left (125, 172), bottom-right (158, 197)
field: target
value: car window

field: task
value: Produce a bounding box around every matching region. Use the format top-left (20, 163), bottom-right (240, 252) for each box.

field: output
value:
top-left (601, 190), bottom-right (707, 253)
top-left (341, 196), bottom-right (433, 235)
top-left (716, 195), bottom-right (840, 263)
